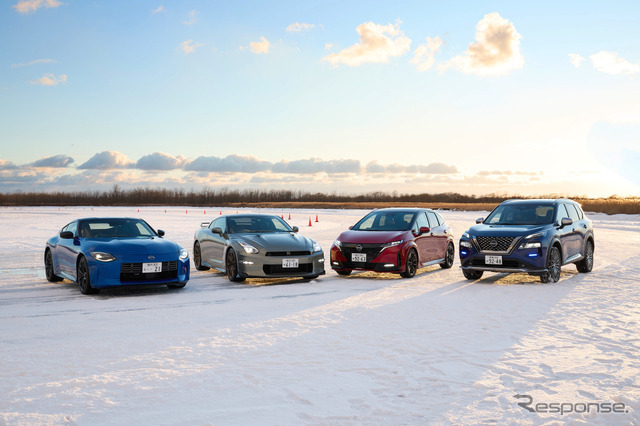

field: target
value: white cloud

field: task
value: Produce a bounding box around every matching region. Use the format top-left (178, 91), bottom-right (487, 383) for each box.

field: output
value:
top-left (322, 21), bottom-right (411, 67)
top-left (568, 53), bottom-right (585, 68)
top-left (272, 158), bottom-right (361, 174)
top-left (411, 36), bottom-right (443, 71)
top-left (151, 5), bottom-right (164, 14)
top-left (29, 73), bottom-right (67, 86)
top-left (31, 155), bottom-right (74, 168)
top-left (13, 0), bottom-right (61, 14)
top-left (78, 151), bottom-right (135, 170)
top-left (184, 9), bottom-right (198, 26)
top-left (441, 12), bottom-right (523, 76)
top-left (590, 51), bottom-right (640, 75)
top-left (286, 22), bottom-right (314, 33)
top-left (12, 59), bottom-right (55, 68)
top-left (249, 37), bottom-right (270, 54)
top-left (185, 155), bottom-right (272, 173)
top-left (180, 40), bottom-right (204, 54)
top-left (365, 161), bottom-right (458, 174)
top-left (136, 152), bottom-right (188, 171)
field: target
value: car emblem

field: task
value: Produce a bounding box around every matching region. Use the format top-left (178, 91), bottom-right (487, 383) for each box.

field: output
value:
top-left (489, 240), bottom-right (498, 248)
top-left (148, 255), bottom-right (155, 260)
top-left (356, 244), bottom-right (363, 252)
top-left (287, 251), bottom-right (291, 255)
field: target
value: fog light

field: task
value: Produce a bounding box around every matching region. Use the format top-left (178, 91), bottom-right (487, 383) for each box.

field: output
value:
top-left (528, 253), bottom-right (538, 258)
top-left (384, 263), bottom-right (395, 268)
top-left (332, 261), bottom-right (339, 266)
top-left (241, 261), bottom-right (254, 265)
top-left (460, 250), bottom-right (468, 256)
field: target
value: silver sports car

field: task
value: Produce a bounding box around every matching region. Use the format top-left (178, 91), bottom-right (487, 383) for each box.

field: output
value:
top-left (193, 214), bottom-right (325, 281)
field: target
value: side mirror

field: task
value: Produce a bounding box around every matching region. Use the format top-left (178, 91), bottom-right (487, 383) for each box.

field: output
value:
top-left (476, 217), bottom-right (484, 224)
top-left (292, 226), bottom-right (299, 233)
top-left (60, 231), bottom-right (74, 239)
top-left (200, 221), bottom-right (210, 228)
top-left (419, 226), bottom-right (430, 235)
top-left (157, 229), bottom-right (165, 236)
top-left (560, 217), bottom-right (573, 228)
top-left (211, 227), bottom-right (223, 235)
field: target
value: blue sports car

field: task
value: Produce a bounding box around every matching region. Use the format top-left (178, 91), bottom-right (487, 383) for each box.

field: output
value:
top-left (44, 217), bottom-right (190, 294)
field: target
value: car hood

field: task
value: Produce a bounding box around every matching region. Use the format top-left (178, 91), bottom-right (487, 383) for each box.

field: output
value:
top-left (83, 237), bottom-right (180, 255)
top-left (468, 224), bottom-right (550, 237)
top-left (337, 230), bottom-right (408, 244)
top-left (234, 233), bottom-right (314, 251)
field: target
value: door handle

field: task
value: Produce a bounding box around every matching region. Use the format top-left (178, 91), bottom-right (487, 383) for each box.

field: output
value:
top-left (444, 230), bottom-right (447, 234)
top-left (583, 224), bottom-right (587, 229)
top-left (430, 232), bottom-right (434, 236)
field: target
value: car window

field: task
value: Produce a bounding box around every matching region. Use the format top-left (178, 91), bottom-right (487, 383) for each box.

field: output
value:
top-left (210, 217), bottom-right (226, 233)
top-left (79, 219), bottom-right (155, 238)
top-left (486, 203), bottom-right (555, 225)
top-left (555, 204), bottom-right (569, 223)
top-left (435, 212), bottom-right (445, 226)
top-left (227, 216), bottom-right (292, 233)
top-left (565, 204), bottom-right (580, 222)
top-left (426, 212), bottom-right (439, 228)
top-left (574, 204), bottom-right (584, 219)
top-left (352, 211), bottom-right (415, 231)
top-left (415, 212), bottom-right (429, 231)
top-left (64, 222), bottom-right (77, 236)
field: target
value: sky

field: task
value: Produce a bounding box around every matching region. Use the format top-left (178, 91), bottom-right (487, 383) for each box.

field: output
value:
top-left (1, 0), bottom-right (639, 197)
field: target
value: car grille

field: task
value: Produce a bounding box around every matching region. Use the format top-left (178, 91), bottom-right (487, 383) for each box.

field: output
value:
top-left (339, 243), bottom-right (383, 262)
top-left (263, 263), bottom-right (313, 275)
top-left (120, 261), bottom-right (178, 282)
top-left (265, 251), bottom-right (311, 256)
top-left (475, 236), bottom-right (518, 252)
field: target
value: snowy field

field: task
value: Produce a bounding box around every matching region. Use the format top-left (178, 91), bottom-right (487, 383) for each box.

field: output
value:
top-left (1, 206), bottom-right (639, 425)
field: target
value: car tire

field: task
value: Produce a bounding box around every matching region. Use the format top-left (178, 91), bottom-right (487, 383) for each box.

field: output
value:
top-left (540, 246), bottom-right (561, 283)
top-left (401, 249), bottom-right (418, 278)
top-left (226, 248), bottom-right (246, 282)
top-left (462, 269), bottom-right (483, 280)
top-left (576, 240), bottom-right (594, 273)
top-left (336, 270), bottom-right (351, 276)
top-left (440, 242), bottom-right (455, 269)
top-left (193, 242), bottom-right (210, 271)
top-left (44, 249), bottom-right (63, 282)
top-left (77, 256), bottom-right (99, 295)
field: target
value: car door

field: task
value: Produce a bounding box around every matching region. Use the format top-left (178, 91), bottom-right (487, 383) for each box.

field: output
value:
top-left (209, 217), bottom-right (227, 265)
top-left (56, 222), bottom-right (80, 277)
top-left (564, 203), bottom-right (583, 259)
top-left (202, 217), bottom-right (225, 266)
top-left (553, 204), bottom-right (574, 263)
top-left (412, 212), bottom-right (432, 263)
top-left (427, 211), bottom-right (447, 260)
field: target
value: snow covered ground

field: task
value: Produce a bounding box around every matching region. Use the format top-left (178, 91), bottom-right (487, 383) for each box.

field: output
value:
top-left (1, 206), bottom-right (639, 425)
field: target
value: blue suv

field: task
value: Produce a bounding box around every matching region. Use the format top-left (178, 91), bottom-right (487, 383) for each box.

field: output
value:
top-left (459, 199), bottom-right (594, 283)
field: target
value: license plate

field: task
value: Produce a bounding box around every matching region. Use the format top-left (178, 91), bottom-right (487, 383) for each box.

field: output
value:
top-left (352, 253), bottom-right (367, 262)
top-left (485, 255), bottom-right (502, 265)
top-left (142, 262), bottom-right (163, 273)
top-left (282, 258), bottom-right (299, 268)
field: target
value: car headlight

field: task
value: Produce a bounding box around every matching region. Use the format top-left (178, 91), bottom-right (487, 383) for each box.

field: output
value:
top-left (519, 241), bottom-right (542, 249)
top-left (460, 241), bottom-right (472, 248)
top-left (239, 241), bottom-right (259, 254)
top-left (90, 252), bottom-right (116, 262)
top-left (381, 240), bottom-right (403, 250)
top-left (333, 239), bottom-right (341, 247)
top-left (179, 248), bottom-right (189, 260)
top-left (462, 232), bottom-right (470, 239)
top-left (524, 232), bottom-right (544, 240)
top-left (312, 240), bottom-right (322, 253)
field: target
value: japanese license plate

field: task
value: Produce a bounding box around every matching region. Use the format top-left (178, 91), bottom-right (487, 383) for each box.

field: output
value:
top-left (352, 253), bottom-right (367, 262)
top-left (142, 262), bottom-right (162, 273)
top-left (282, 258), bottom-right (299, 268)
top-left (485, 255), bottom-right (503, 265)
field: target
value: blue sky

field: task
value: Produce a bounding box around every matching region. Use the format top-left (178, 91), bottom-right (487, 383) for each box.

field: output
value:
top-left (1, 0), bottom-right (639, 196)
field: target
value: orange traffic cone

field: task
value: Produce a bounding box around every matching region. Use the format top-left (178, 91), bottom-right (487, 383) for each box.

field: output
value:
top-left (204, 210), bottom-right (207, 214)
top-left (281, 214), bottom-right (284, 219)
top-left (186, 209), bottom-right (188, 214)
top-left (315, 214), bottom-right (319, 222)
top-left (220, 211), bottom-right (222, 215)
top-left (308, 217), bottom-right (312, 227)
top-left (164, 209), bottom-right (167, 213)
top-left (288, 213), bottom-right (291, 220)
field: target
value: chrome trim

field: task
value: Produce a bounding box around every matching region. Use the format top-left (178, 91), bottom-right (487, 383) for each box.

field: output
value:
top-left (461, 266), bottom-right (547, 274)
top-left (472, 236), bottom-right (523, 255)
top-left (421, 258), bottom-right (445, 267)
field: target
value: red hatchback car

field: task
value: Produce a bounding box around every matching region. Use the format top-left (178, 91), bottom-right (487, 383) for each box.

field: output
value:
top-left (330, 208), bottom-right (455, 278)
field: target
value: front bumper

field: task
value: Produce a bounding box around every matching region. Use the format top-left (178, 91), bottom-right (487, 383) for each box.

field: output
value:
top-left (329, 244), bottom-right (406, 274)
top-left (88, 253), bottom-right (190, 288)
top-left (236, 251), bottom-right (326, 278)
top-left (459, 238), bottom-right (548, 275)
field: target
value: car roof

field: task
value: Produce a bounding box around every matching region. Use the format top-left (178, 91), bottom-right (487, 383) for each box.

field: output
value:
top-left (371, 207), bottom-right (435, 213)
top-left (500, 198), bottom-right (575, 205)
top-left (75, 217), bottom-right (142, 221)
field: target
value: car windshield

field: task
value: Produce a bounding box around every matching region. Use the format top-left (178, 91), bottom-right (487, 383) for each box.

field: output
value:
top-left (227, 216), bottom-right (293, 234)
top-left (485, 204), bottom-right (555, 225)
top-left (352, 211), bottom-right (415, 231)
top-left (78, 219), bottom-right (156, 238)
